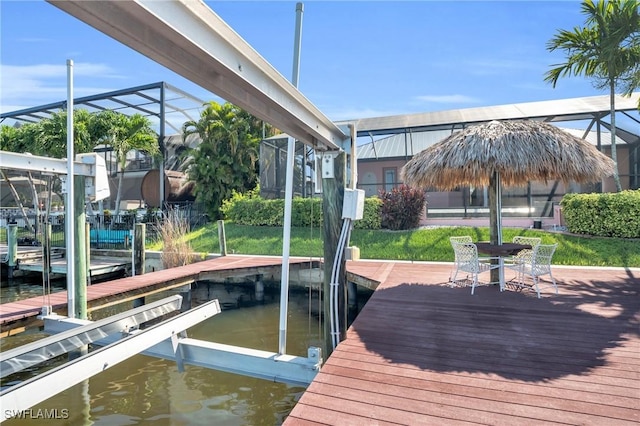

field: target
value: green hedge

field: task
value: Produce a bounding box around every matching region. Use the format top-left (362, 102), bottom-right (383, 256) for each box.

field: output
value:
top-left (561, 190), bottom-right (640, 238)
top-left (221, 195), bottom-right (382, 229)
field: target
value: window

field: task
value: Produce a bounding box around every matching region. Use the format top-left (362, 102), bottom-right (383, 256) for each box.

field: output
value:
top-left (383, 168), bottom-right (397, 191)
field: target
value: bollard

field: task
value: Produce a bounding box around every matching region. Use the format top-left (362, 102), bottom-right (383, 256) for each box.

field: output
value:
top-left (255, 274), bottom-right (264, 302)
top-left (218, 220), bottom-right (227, 256)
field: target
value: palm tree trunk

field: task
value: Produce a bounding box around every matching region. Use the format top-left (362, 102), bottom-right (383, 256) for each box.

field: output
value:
top-left (609, 80), bottom-right (623, 192)
top-left (114, 168), bottom-right (124, 220)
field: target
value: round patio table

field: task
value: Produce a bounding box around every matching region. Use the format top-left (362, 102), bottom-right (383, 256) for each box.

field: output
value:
top-left (475, 242), bottom-right (530, 256)
top-left (475, 242), bottom-right (532, 288)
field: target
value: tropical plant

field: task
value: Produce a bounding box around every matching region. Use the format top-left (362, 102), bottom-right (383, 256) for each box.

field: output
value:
top-left (182, 101), bottom-right (262, 219)
top-left (545, 0), bottom-right (640, 192)
top-left (37, 109), bottom-right (96, 157)
top-left (93, 110), bottom-right (158, 217)
top-left (1, 109), bottom-right (96, 157)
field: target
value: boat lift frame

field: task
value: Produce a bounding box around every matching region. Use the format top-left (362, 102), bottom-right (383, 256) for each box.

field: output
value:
top-left (1, 296), bottom-right (322, 419)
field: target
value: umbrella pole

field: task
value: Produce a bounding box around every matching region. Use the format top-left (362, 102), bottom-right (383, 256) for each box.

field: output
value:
top-left (488, 171), bottom-right (502, 284)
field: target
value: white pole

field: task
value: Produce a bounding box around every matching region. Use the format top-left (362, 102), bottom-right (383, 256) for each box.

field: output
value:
top-left (278, 136), bottom-right (295, 355)
top-left (66, 59), bottom-right (76, 318)
top-left (291, 2), bottom-right (303, 88)
top-left (278, 2), bottom-right (304, 355)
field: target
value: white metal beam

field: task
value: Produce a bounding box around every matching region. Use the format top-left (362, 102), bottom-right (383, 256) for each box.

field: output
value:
top-left (0, 151), bottom-right (92, 176)
top-left (0, 295), bottom-right (183, 379)
top-left (47, 0), bottom-right (346, 151)
top-left (144, 339), bottom-right (321, 387)
top-left (40, 312), bottom-right (322, 388)
top-left (0, 299), bottom-right (221, 417)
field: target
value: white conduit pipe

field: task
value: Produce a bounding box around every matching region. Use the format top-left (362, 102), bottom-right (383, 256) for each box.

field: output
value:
top-left (330, 218), bottom-right (352, 349)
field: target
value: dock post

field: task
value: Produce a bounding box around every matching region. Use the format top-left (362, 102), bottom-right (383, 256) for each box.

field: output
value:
top-left (255, 274), bottom-right (264, 302)
top-left (347, 281), bottom-right (357, 309)
top-left (7, 223), bottom-right (17, 279)
top-left (40, 223), bottom-right (53, 315)
top-left (85, 223), bottom-right (91, 285)
top-left (134, 223), bottom-right (146, 275)
top-left (180, 285), bottom-right (192, 311)
top-left (75, 175), bottom-right (87, 320)
top-left (322, 151), bottom-right (346, 356)
top-left (218, 220), bottom-right (227, 256)
top-left (347, 281), bottom-right (358, 325)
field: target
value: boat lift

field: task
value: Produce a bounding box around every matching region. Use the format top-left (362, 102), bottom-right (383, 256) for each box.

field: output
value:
top-left (0, 295), bottom-right (321, 418)
top-left (0, 152), bottom-right (321, 419)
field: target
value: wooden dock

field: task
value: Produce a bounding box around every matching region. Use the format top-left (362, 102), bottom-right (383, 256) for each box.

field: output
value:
top-left (285, 261), bottom-right (640, 425)
top-left (2, 255), bottom-right (638, 423)
top-left (0, 255), bottom-right (317, 335)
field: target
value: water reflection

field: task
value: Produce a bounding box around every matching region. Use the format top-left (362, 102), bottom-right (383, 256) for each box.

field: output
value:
top-left (1, 282), bottom-right (347, 425)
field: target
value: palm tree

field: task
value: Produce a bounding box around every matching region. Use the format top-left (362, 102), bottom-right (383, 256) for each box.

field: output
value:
top-left (182, 101), bottom-right (260, 219)
top-left (94, 111), bottom-right (158, 218)
top-left (545, 0), bottom-right (640, 192)
top-left (38, 109), bottom-right (94, 157)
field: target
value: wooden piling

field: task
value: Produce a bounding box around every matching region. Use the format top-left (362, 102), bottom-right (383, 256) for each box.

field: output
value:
top-left (322, 152), bottom-right (346, 357)
top-left (74, 176), bottom-right (87, 320)
top-left (134, 223), bottom-right (146, 275)
top-left (218, 220), bottom-right (227, 256)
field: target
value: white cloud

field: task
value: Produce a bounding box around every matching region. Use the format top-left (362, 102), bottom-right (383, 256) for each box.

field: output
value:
top-left (414, 94), bottom-right (481, 104)
top-left (323, 106), bottom-right (415, 122)
top-left (0, 62), bottom-right (124, 113)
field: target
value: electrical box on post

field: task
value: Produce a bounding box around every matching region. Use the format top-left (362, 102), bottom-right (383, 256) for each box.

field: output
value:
top-left (342, 188), bottom-right (365, 220)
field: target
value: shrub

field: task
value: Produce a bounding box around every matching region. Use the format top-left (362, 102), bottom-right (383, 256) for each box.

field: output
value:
top-left (561, 190), bottom-right (640, 238)
top-left (222, 193), bottom-right (382, 229)
top-left (379, 185), bottom-right (426, 230)
top-left (354, 196), bottom-right (382, 230)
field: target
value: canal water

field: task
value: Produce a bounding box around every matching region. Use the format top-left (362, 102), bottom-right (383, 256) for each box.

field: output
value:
top-left (1, 280), bottom-right (371, 425)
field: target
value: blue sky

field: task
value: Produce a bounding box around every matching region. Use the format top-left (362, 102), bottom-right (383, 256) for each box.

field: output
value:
top-left (0, 1), bottom-right (605, 124)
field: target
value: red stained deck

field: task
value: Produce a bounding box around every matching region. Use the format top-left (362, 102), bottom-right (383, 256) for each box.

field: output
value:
top-left (2, 256), bottom-right (639, 423)
top-left (285, 261), bottom-right (640, 425)
top-left (0, 255), bottom-right (314, 330)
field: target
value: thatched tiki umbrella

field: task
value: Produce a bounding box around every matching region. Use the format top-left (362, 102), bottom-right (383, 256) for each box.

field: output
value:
top-left (401, 120), bottom-right (615, 278)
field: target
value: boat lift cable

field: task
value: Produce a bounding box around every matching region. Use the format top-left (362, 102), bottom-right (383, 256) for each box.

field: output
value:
top-left (307, 183), bottom-right (313, 341)
top-left (41, 174), bottom-right (54, 312)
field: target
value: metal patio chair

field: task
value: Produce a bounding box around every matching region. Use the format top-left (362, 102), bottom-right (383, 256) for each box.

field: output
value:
top-left (506, 243), bottom-right (558, 298)
top-left (449, 241), bottom-right (500, 295)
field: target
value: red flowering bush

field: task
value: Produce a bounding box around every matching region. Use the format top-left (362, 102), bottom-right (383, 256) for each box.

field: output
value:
top-left (379, 185), bottom-right (426, 230)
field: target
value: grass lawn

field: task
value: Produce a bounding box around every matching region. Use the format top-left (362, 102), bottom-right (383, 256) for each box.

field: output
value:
top-left (148, 222), bottom-right (640, 268)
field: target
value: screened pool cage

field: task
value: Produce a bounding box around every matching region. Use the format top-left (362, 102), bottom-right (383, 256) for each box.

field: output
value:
top-left (259, 135), bottom-right (317, 199)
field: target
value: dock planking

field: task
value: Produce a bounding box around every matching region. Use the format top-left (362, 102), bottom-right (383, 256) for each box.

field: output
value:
top-left (2, 255), bottom-right (638, 423)
top-left (285, 261), bottom-right (640, 425)
top-left (0, 255), bottom-right (316, 334)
